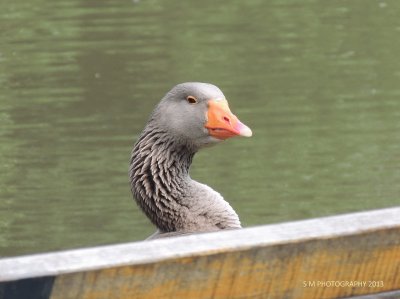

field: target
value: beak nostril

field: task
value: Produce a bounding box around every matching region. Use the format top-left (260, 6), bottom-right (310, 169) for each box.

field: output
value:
top-left (223, 116), bottom-right (230, 124)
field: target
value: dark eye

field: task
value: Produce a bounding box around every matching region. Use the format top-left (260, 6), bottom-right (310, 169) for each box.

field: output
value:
top-left (186, 96), bottom-right (198, 104)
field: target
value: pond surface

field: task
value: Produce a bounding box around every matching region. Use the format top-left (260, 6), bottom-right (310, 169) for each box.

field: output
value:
top-left (1, 0), bottom-right (400, 256)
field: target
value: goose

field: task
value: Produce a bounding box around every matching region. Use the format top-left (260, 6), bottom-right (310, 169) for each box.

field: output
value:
top-left (129, 82), bottom-right (252, 239)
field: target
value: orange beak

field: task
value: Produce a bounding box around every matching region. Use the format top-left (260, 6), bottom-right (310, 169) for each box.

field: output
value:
top-left (205, 99), bottom-right (252, 140)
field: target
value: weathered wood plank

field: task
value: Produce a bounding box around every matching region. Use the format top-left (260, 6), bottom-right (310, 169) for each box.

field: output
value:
top-left (346, 290), bottom-right (400, 299)
top-left (0, 207), bottom-right (399, 299)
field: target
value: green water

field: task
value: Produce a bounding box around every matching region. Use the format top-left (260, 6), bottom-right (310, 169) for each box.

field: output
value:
top-left (1, 0), bottom-right (399, 256)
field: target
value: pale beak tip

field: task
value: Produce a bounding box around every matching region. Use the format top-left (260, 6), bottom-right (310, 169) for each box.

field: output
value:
top-left (237, 122), bottom-right (252, 137)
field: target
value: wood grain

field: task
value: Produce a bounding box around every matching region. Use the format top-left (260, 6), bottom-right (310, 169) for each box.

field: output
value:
top-left (1, 207), bottom-right (399, 299)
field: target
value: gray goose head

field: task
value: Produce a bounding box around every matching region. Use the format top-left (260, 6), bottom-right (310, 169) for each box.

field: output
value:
top-left (129, 82), bottom-right (252, 239)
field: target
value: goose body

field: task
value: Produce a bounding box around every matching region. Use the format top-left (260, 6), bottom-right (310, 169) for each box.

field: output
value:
top-left (129, 83), bottom-right (252, 239)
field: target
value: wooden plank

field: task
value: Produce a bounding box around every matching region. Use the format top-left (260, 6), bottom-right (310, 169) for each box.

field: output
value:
top-left (346, 290), bottom-right (400, 298)
top-left (0, 207), bottom-right (399, 299)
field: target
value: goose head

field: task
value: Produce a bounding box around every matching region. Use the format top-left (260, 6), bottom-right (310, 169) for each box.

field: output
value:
top-left (131, 82), bottom-right (252, 236)
top-left (149, 82), bottom-right (252, 150)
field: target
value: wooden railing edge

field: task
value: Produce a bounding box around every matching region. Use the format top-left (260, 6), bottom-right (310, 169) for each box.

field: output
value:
top-left (0, 206), bottom-right (399, 299)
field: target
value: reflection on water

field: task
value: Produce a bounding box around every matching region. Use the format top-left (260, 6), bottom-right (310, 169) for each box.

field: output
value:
top-left (1, 0), bottom-right (400, 256)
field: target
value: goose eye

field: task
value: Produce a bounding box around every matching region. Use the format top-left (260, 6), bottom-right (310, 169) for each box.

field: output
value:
top-left (186, 96), bottom-right (198, 104)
